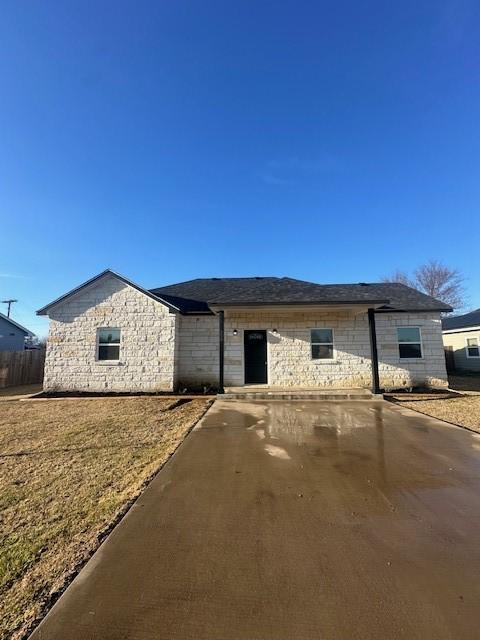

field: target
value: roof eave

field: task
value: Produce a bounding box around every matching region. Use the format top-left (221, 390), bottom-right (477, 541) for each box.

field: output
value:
top-left (209, 299), bottom-right (390, 308)
top-left (442, 324), bottom-right (480, 333)
top-left (183, 310), bottom-right (215, 315)
top-left (376, 307), bottom-right (453, 313)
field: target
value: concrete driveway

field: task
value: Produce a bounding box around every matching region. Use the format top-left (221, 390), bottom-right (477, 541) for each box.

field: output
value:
top-left (31, 399), bottom-right (480, 640)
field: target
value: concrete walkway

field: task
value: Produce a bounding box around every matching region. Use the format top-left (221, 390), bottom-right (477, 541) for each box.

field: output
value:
top-left (31, 400), bottom-right (480, 640)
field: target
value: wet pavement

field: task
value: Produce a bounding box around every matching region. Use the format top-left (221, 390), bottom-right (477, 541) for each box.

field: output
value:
top-left (31, 400), bottom-right (480, 640)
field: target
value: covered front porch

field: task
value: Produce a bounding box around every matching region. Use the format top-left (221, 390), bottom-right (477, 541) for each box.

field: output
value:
top-left (212, 303), bottom-right (381, 394)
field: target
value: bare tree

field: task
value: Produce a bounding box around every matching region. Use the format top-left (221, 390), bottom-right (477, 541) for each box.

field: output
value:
top-left (414, 260), bottom-right (465, 309)
top-left (380, 269), bottom-right (412, 286)
top-left (382, 260), bottom-right (465, 310)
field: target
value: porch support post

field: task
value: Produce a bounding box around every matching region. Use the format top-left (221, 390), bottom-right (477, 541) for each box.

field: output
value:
top-left (218, 310), bottom-right (225, 394)
top-left (367, 308), bottom-right (381, 394)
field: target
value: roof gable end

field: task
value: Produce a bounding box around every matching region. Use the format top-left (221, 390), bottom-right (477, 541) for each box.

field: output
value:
top-left (37, 270), bottom-right (180, 316)
top-left (0, 312), bottom-right (33, 335)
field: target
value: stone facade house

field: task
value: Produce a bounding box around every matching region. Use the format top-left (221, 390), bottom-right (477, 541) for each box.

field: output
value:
top-left (37, 270), bottom-right (451, 393)
top-left (442, 309), bottom-right (480, 372)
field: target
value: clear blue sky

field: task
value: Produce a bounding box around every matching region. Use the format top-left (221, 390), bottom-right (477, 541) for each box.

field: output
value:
top-left (0, 1), bottom-right (478, 336)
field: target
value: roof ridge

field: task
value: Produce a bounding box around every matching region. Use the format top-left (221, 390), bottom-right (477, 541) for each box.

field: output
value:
top-left (150, 277), bottom-right (206, 291)
top-left (154, 277), bottom-right (425, 290)
top-left (294, 281), bottom-right (412, 287)
top-left (153, 276), bottom-right (281, 291)
top-left (207, 277), bottom-right (280, 303)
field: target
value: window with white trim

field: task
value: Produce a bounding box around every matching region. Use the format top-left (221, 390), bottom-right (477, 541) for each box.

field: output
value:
top-left (311, 328), bottom-right (334, 359)
top-left (397, 327), bottom-right (422, 359)
top-left (466, 337), bottom-right (480, 358)
top-left (97, 328), bottom-right (121, 361)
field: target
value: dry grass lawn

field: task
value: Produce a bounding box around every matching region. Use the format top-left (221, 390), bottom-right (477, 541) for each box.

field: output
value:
top-left (0, 396), bottom-right (211, 640)
top-left (388, 392), bottom-right (480, 433)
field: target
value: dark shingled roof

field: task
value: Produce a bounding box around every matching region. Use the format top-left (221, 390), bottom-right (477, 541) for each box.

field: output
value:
top-left (150, 277), bottom-right (452, 314)
top-left (442, 308), bottom-right (480, 331)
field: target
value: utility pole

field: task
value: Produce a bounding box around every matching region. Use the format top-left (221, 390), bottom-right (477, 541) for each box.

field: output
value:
top-left (1, 299), bottom-right (17, 317)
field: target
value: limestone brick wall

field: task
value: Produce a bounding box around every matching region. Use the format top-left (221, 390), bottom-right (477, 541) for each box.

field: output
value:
top-left (44, 282), bottom-right (449, 392)
top-left (221, 309), bottom-right (448, 389)
top-left (376, 312), bottom-right (448, 388)
top-left (223, 310), bottom-right (372, 388)
top-left (44, 274), bottom-right (176, 392)
top-left (175, 315), bottom-right (219, 386)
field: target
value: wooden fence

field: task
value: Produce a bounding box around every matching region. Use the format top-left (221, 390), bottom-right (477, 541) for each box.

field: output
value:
top-left (0, 349), bottom-right (45, 388)
top-left (444, 346), bottom-right (455, 373)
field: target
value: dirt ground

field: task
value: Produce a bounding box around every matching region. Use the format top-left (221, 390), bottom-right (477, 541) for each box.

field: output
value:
top-left (448, 373), bottom-right (480, 392)
top-left (385, 374), bottom-right (480, 432)
top-left (388, 392), bottom-right (480, 432)
top-left (0, 395), bottom-right (211, 640)
top-left (0, 384), bottom-right (43, 399)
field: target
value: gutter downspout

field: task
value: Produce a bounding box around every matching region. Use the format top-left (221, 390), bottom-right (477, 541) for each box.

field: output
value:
top-left (218, 310), bottom-right (224, 394)
top-left (367, 308), bottom-right (381, 395)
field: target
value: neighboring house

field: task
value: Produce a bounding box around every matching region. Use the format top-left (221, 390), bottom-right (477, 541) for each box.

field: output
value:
top-left (37, 269), bottom-right (451, 393)
top-left (0, 312), bottom-right (34, 351)
top-left (442, 309), bottom-right (480, 372)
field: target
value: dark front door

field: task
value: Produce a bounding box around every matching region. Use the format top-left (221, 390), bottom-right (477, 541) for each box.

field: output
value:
top-left (244, 330), bottom-right (268, 384)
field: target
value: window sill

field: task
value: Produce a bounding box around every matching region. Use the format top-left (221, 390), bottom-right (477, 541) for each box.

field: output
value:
top-left (312, 360), bottom-right (339, 364)
top-left (94, 361), bottom-right (124, 366)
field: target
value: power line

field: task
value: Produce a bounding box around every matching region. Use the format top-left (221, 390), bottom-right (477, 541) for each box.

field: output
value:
top-left (1, 299), bottom-right (17, 317)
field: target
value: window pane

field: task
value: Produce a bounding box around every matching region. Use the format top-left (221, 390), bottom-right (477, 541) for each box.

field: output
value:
top-left (467, 338), bottom-right (478, 347)
top-left (399, 343), bottom-right (422, 358)
top-left (312, 344), bottom-right (333, 359)
top-left (467, 346), bottom-right (480, 357)
top-left (397, 327), bottom-right (421, 343)
top-left (311, 329), bottom-right (333, 344)
top-left (98, 345), bottom-right (120, 360)
top-left (99, 329), bottom-right (120, 344)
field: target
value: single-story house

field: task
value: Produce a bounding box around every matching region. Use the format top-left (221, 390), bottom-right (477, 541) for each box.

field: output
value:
top-left (442, 309), bottom-right (480, 372)
top-left (37, 269), bottom-right (451, 393)
top-left (0, 312), bottom-right (34, 351)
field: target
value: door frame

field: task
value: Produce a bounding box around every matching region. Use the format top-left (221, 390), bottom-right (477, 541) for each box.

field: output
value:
top-left (243, 329), bottom-right (269, 385)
